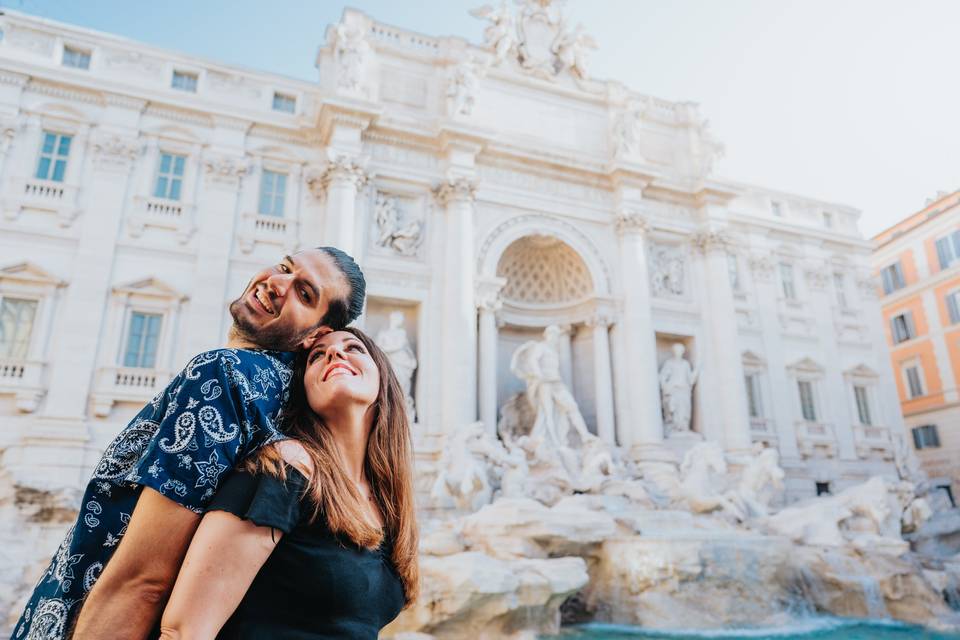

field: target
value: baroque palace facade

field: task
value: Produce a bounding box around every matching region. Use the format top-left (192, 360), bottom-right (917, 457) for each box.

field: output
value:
top-left (0, 4), bottom-right (912, 616)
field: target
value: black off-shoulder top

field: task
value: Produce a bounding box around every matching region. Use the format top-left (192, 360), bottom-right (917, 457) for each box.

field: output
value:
top-left (207, 465), bottom-right (405, 639)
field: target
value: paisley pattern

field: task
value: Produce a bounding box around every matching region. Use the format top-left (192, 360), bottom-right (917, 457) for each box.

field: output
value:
top-left (14, 348), bottom-right (295, 640)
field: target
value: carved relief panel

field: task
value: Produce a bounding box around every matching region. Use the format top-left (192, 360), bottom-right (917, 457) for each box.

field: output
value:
top-left (369, 190), bottom-right (426, 259)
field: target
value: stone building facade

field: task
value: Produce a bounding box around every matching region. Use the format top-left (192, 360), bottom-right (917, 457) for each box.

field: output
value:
top-left (872, 189), bottom-right (960, 505)
top-left (0, 4), bottom-right (909, 620)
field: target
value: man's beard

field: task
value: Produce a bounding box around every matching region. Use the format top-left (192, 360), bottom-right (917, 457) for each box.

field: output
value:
top-left (228, 296), bottom-right (313, 351)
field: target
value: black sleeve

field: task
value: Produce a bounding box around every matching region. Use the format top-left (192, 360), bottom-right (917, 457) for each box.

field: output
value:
top-left (206, 466), bottom-right (306, 534)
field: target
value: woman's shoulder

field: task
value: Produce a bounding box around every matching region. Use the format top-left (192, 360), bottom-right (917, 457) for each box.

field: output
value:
top-left (260, 438), bottom-right (315, 480)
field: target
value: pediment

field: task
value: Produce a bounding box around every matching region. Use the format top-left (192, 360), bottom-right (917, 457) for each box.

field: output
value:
top-left (0, 261), bottom-right (65, 286)
top-left (741, 349), bottom-right (766, 367)
top-left (787, 357), bottom-right (824, 374)
top-left (112, 277), bottom-right (187, 300)
top-left (845, 363), bottom-right (878, 379)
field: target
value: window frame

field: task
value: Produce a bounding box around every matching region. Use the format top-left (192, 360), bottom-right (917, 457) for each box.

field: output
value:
top-left (171, 69), bottom-right (199, 93)
top-left (120, 309), bottom-right (163, 369)
top-left (34, 130), bottom-right (73, 183)
top-left (833, 271), bottom-right (848, 308)
top-left (797, 379), bottom-right (818, 422)
top-left (61, 45), bottom-right (92, 70)
top-left (880, 261), bottom-right (906, 294)
top-left (0, 294), bottom-right (40, 360)
top-left (258, 168), bottom-right (288, 217)
top-left (852, 384), bottom-right (872, 426)
top-left (945, 288), bottom-right (960, 325)
top-left (912, 424), bottom-right (940, 449)
top-left (153, 151), bottom-right (187, 201)
top-left (935, 230), bottom-right (960, 270)
top-left (744, 371), bottom-right (764, 419)
top-left (901, 360), bottom-right (926, 399)
top-left (890, 311), bottom-right (916, 344)
top-left (271, 92), bottom-right (297, 114)
top-left (779, 262), bottom-right (797, 301)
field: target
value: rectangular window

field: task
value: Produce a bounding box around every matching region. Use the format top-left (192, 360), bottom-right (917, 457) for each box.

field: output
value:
top-left (798, 380), bottom-right (817, 421)
top-left (780, 263), bottom-right (796, 300)
top-left (154, 153), bottom-right (186, 201)
top-left (62, 46), bottom-right (91, 70)
top-left (939, 484), bottom-right (956, 508)
top-left (272, 92), bottom-right (296, 113)
top-left (934, 230), bottom-right (960, 270)
top-left (905, 365), bottom-right (924, 398)
top-left (122, 312), bottom-right (162, 368)
top-left (258, 169), bottom-right (287, 217)
top-left (727, 254), bottom-right (740, 291)
top-left (35, 131), bottom-right (72, 182)
top-left (890, 312), bottom-right (916, 344)
top-left (822, 211), bottom-right (833, 228)
top-left (880, 262), bottom-right (906, 294)
top-left (833, 272), bottom-right (847, 308)
top-left (947, 291), bottom-right (960, 325)
top-left (853, 385), bottom-right (872, 425)
top-left (771, 201), bottom-right (783, 217)
top-left (745, 373), bottom-right (763, 418)
top-left (912, 424), bottom-right (940, 449)
top-left (815, 481), bottom-right (831, 496)
top-left (171, 70), bottom-right (198, 92)
top-left (0, 297), bottom-right (38, 360)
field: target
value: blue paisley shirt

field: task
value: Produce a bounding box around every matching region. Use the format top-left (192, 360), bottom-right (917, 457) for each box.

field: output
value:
top-left (12, 348), bottom-right (296, 640)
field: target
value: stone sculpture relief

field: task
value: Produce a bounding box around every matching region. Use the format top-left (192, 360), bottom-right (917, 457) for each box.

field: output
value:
top-left (469, 2), bottom-right (516, 65)
top-left (613, 100), bottom-right (647, 158)
top-left (373, 192), bottom-right (424, 257)
top-left (375, 311), bottom-right (417, 421)
top-left (659, 342), bottom-right (699, 434)
top-left (333, 21), bottom-right (371, 95)
top-left (649, 243), bottom-right (685, 297)
top-left (447, 57), bottom-right (480, 117)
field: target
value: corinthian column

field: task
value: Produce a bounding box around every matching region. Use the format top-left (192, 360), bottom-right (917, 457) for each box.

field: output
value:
top-left (692, 229), bottom-right (751, 453)
top-left (310, 154), bottom-right (367, 256)
top-left (587, 312), bottom-right (616, 445)
top-left (433, 177), bottom-right (479, 431)
top-left (476, 277), bottom-right (506, 435)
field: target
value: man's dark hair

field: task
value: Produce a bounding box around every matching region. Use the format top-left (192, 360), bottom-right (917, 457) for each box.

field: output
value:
top-left (317, 246), bottom-right (366, 330)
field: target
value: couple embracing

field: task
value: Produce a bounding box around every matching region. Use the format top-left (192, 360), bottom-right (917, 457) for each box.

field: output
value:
top-left (13, 247), bottom-right (419, 640)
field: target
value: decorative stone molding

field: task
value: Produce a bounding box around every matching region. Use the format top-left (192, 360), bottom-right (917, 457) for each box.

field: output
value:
top-left (144, 104), bottom-right (214, 128)
top-left (0, 70), bottom-right (30, 87)
top-left (212, 115), bottom-right (253, 132)
top-left (373, 191), bottom-right (424, 257)
top-left (803, 267), bottom-right (830, 291)
top-left (475, 277), bottom-right (506, 313)
top-left (856, 275), bottom-right (879, 299)
top-left (308, 155), bottom-right (369, 197)
top-left (614, 209), bottom-right (650, 235)
top-left (497, 235), bottom-right (592, 305)
top-left (91, 134), bottom-right (141, 170)
top-left (690, 230), bottom-right (733, 253)
top-left (433, 177), bottom-right (478, 205)
top-left (648, 242), bottom-right (686, 298)
top-left (585, 311), bottom-right (614, 329)
top-left (103, 93), bottom-right (147, 111)
top-left (203, 154), bottom-right (249, 185)
top-left (748, 255), bottom-right (775, 283)
top-left (25, 79), bottom-right (104, 105)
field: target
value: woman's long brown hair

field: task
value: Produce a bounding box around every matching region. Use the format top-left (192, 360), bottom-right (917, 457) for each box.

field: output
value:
top-left (245, 327), bottom-right (420, 604)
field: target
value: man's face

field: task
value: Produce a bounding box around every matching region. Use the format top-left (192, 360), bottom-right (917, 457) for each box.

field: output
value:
top-left (229, 250), bottom-right (350, 351)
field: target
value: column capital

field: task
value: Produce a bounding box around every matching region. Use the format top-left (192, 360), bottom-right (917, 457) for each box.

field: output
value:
top-left (203, 153), bottom-right (249, 185)
top-left (433, 176), bottom-right (478, 205)
top-left (586, 311), bottom-right (615, 329)
top-left (615, 208), bottom-right (651, 236)
top-left (476, 276), bottom-right (506, 313)
top-left (307, 153), bottom-right (369, 197)
top-left (690, 229), bottom-right (734, 254)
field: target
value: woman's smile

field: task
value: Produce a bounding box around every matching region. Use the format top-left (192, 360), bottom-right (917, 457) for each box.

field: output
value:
top-left (323, 362), bottom-right (357, 381)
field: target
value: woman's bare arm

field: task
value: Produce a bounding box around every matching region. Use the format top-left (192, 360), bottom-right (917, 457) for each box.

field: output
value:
top-left (157, 510), bottom-right (280, 640)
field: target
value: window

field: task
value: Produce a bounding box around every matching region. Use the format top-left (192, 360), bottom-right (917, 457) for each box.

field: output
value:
top-left (727, 254), bottom-right (740, 291)
top-left (833, 272), bottom-right (847, 308)
top-left (798, 380), bottom-right (817, 421)
top-left (771, 201), bottom-right (783, 217)
top-left (745, 373), bottom-right (763, 418)
top-left (780, 263), bottom-right (797, 300)
top-left (880, 262), bottom-right (906, 294)
top-left (938, 484), bottom-right (956, 508)
top-left (946, 291), bottom-right (960, 325)
top-left (815, 481), bottom-right (831, 496)
top-left (35, 131), bottom-right (72, 182)
top-left (258, 170), bottom-right (287, 217)
top-left (272, 92), bottom-right (296, 114)
top-left (890, 312), bottom-right (916, 344)
top-left (822, 212), bottom-right (833, 228)
top-left (122, 311), bottom-right (162, 368)
top-left (154, 153), bottom-right (186, 201)
top-left (171, 70), bottom-right (198, 92)
top-left (62, 46), bottom-right (91, 70)
top-left (0, 297), bottom-right (38, 360)
top-left (912, 424), bottom-right (940, 449)
top-left (904, 364), bottom-right (925, 398)
top-left (853, 385), bottom-right (872, 425)
top-left (935, 230), bottom-right (960, 270)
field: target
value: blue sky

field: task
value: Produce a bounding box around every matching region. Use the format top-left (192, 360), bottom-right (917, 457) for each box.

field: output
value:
top-left (9, 0), bottom-right (959, 236)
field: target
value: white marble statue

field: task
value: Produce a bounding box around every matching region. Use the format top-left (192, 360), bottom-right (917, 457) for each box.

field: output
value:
top-left (659, 343), bottom-right (699, 434)
top-left (649, 243), bottom-right (685, 297)
top-left (376, 311), bottom-right (417, 420)
top-left (447, 58), bottom-right (479, 117)
top-left (613, 101), bottom-right (645, 158)
top-left (374, 192), bottom-right (424, 257)
top-left (334, 21), bottom-right (370, 95)
top-left (731, 445), bottom-right (785, 519)
top-left (552, 22), bottom-right (595, 79)
top-left (676, 442), bottom-right (745, 519)
top-left (469, 2), bottom-right (516, 65)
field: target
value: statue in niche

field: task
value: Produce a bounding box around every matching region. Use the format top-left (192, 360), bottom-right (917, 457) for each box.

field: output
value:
top-left (374, 192), bottom-right (424, 257)
top-left (649, 244), bottom-right (685, 297)
top-left (659, 342), bottom-right (700, 434)
top-left (469, 2), bottom-right (516, 65)
top-left (334, 21), bottom-right (370, 95)
top-left (613, 102), bottom-right (645, 158)
top-left (375, 311), bottom-right (417, 421)
top-left (447, 58), bottom-right (479, 117)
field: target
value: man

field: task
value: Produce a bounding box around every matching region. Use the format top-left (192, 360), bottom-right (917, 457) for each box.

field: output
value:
top-left (12, 247), bottom-right (365, 640)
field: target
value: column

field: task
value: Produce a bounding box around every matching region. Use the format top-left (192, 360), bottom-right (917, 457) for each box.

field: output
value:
top-left (313, 155), bottom-right (367, 257)
top-left (476, 277), bottom-right (505, 435)
top-left (433, 178), bottom-right (478, 430)
top-left (693, 229), bottom-right (752, 453)
top-left (588, 312), bottom-right (616, 445)
top-left (558, 324), bottom-right (574, 389)
top-left (615, 210), bottom-right (668, 458)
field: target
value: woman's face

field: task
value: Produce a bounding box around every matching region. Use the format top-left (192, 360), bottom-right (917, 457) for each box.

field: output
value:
top-left (304, 331), bottom-right (380, 419)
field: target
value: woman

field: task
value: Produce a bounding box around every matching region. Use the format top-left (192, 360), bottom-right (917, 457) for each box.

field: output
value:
top-left (159, 328), bottom-right (419, 639)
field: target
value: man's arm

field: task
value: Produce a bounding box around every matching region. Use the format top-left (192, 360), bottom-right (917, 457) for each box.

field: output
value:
top-left (72, 488), bottom-right (200, 640)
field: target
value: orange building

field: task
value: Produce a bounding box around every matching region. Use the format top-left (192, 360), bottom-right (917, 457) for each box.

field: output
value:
top-left (873, 189), bottom-right (960, 505)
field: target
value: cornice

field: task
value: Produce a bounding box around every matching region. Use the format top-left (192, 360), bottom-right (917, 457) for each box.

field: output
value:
top-left (26, 79), bottom-right (104, 105)
top-left (144, 103), bottom-right (215, 127)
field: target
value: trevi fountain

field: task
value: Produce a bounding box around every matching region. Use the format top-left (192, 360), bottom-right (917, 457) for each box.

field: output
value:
top-left (0, 1), bottom-right (958, 638)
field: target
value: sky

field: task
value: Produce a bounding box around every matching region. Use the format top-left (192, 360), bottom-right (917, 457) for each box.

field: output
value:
top-left (8, 0), bottom-right (959, 238)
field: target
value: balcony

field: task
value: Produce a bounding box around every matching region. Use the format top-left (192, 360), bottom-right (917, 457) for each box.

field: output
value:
top-left (749, 417), bottom-right (778, 447)
top-left (127, 196), bottom-right (195, 243)
top-left (237, 212), bottom-right (296, 254)
top-left (6, 178), bottom-right (80, 226)
top-left (796, 421), bottom-right (838, 458)
top-left (853, 424), bottom-right (895, 461)
top-left (91, 365), bottom-right (173, 417)
top-left (0, 358), bottom-right (46, 412)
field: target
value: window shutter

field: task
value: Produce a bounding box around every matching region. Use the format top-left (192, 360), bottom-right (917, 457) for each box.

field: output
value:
top-left (905, 312), bottom-right (916, 339)
top-left (881, 268), bottom-right (893, 294)
top-left (952, 230), bottom-right (960, 258)
top-left (937, 237), bottom-right (952, 270)
top-left (949, 293), bottom-right (960, 325)
top-left (932, 425), bottom-right (941, 447)
top-left (912, 427), bottom-right (922, 449)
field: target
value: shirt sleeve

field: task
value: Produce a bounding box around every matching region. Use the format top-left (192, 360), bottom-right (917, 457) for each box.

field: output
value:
top-left (128, 350), bottom-right (257, 512)
top-left (206, 466), bottom-right (305, 534)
